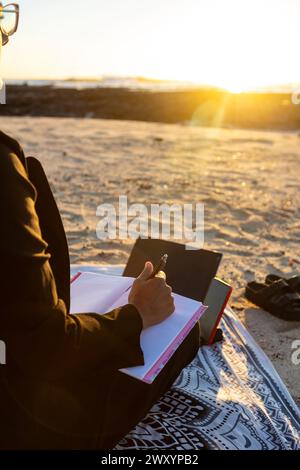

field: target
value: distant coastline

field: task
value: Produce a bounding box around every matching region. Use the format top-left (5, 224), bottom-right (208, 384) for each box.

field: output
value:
top-left (4, 77), bottom-right (300, 94)
top-left (1, 82), bottom-right (300, 131)
top-left (4, 77), bottom-right (204, 92)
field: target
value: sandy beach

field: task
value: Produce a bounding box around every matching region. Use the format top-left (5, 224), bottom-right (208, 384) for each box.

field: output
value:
top-left (1, 115), bottom-right (299, 405)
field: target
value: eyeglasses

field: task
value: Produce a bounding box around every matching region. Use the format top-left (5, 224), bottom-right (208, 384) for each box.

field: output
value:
top-left (0, 3), bottom-right (19, 45)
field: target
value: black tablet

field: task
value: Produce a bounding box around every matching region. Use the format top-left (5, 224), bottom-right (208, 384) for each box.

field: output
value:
top-left (123, 238), bottom-right (222, 302)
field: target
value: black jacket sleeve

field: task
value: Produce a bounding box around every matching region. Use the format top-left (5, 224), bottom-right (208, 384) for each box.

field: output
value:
top-left (0, 143), bottom-right (144, 380)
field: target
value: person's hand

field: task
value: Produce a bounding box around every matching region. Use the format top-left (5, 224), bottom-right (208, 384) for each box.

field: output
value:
top-left (128, 262), bottom-right (175, 329)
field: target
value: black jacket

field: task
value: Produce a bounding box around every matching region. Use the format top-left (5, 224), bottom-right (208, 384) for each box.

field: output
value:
top-left (0, 130), bottom-right (145, 378)
top-left (0, 130), bottom-right (200, 449)
top-left (0, 130), bottom-right (145, 447)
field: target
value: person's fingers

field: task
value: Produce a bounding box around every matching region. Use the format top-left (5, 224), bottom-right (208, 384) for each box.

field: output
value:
top-left (151, 277), bottom-right (166, 291)
top-left (160, 292), bottom-right (175, 308)
top-left (155, 270), bottom-right (166, 281)
top-left (137, 261), bottom-right (153, 281)
top-left (171, 297), bottom-right (176, 313)
top-left (164, 301), bottom-right (175, 316)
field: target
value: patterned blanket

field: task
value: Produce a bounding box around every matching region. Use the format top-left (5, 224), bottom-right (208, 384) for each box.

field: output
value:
top-left (71, 265), bottom-right (300, 450)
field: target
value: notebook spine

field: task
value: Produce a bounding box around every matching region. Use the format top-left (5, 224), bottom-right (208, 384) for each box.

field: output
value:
top-left (143, 305), bottom-right (206, 384)
top-left (70, 272), bottom-right (82, 284)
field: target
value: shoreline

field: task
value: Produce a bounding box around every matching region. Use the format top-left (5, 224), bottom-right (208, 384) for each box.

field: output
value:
top-left (1, 85), bottom-right (300, 131)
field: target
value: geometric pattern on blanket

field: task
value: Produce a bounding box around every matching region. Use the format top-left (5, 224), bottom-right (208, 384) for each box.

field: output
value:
top-left (117, 309), bottom-right (300, 450)
top-left (71, 266), bottom-right (300, 451)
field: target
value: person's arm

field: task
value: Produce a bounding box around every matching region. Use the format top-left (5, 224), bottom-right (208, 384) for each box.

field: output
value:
top-left (0, 144), bottom-right (144, 380)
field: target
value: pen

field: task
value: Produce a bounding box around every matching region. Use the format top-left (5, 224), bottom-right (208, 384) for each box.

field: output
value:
top-left (126, 254), bottom-right (169, 292)
top-left (147, 254), bottom-right (168, 280)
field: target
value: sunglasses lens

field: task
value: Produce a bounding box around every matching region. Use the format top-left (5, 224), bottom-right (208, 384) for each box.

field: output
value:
top-left (0, 4), bottom-right (17, 35)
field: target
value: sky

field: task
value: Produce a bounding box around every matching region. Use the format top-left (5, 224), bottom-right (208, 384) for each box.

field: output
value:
top-left (1, 0), bottom-right (300, 91)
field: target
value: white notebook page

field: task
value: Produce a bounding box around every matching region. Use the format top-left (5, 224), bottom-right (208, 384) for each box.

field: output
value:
top-left (70, 272), bottom-right (205, 382)
top-left (70, 272), bottom-right (133, 314)
top-left (119, 292), bottom-right (203, 381)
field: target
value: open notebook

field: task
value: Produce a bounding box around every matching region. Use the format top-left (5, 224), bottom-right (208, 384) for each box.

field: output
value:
top-left (70, 272), bottom-right (206, 384)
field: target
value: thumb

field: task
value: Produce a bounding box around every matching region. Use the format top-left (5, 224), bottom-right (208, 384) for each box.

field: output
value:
top-left (137, 261), bottom-right (153, 281)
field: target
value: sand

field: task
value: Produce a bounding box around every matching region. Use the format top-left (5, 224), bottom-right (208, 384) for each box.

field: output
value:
top-left (0, 116), bottom-right (299, 406)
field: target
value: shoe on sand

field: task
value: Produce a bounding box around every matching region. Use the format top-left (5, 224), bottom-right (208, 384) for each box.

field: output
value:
top-left (245, 279), bottom-right (300, 321)
top-left (265, 274), bottom-right (300, 293)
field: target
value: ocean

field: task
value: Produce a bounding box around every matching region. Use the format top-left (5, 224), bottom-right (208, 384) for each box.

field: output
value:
top-left (5, 77), bottom-right (299, 93)
top-left (5, 77), bottom-right (200, 92)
